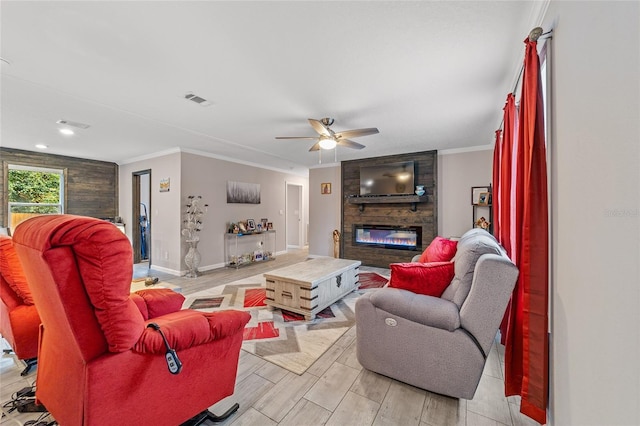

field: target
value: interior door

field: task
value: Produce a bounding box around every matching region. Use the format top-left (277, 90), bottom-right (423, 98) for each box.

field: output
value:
top-left (132, 170), bottom-right (151, 264)
top-left (286, 183), bottom-right (302, 248)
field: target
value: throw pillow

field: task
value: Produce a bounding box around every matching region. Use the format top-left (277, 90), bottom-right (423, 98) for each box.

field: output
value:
top-left (388, 261), bottom-right (455, 297)
top-left (418, 236), bottom-right (458, 263)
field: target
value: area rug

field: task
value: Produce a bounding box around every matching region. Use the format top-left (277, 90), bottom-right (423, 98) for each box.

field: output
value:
top-left (358, 271), bottom-right (389, 289)
top-left (183, 272), bottom-right (383, 375)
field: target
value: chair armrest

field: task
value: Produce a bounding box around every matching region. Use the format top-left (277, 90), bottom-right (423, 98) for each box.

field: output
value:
top-left (368, 288), bottom-right (460, 331)
top-left (133, 309), bottom-right (250, 354)
top-left (131, 289), bottom-right (185, 320)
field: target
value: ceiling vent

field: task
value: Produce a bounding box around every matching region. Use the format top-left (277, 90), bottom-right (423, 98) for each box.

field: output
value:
top-left (56, 119), bottom-right (91, 129)
top-left (184, 92), bottom-right (212, 107)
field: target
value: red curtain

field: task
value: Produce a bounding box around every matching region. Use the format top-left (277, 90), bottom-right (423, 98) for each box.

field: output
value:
top-left (500, 94), bottom-right (516, 257)
top-left (491, 129), bottom-right (502, 239)
top-left (498, 39), bottom-right (549, 424)
top-left (496, 93), bottom-right (517, 345)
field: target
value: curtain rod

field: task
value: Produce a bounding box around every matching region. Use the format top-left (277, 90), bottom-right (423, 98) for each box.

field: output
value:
top-left (497, 28), bottom-right (553, 132)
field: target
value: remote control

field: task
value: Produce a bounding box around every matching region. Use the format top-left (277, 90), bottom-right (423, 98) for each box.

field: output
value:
top-left (165, 350), bottom-right (182, 374)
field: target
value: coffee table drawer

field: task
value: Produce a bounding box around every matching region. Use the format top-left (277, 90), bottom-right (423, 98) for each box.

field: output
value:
top-left (265, 279), bottom-right (315, 310)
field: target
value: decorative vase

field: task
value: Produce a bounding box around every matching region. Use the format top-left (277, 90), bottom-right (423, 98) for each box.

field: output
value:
top-left (184, 240), bottom-right (201, 278)
top-left (415, 185), bottom-right (425, 196)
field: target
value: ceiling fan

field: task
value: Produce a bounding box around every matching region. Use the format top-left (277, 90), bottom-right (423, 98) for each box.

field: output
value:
top-left (276, 118), bottom-right (379, 151)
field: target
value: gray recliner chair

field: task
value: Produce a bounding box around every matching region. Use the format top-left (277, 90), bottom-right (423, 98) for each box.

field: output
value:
top-left (355, 228), bottom-right (518, 399)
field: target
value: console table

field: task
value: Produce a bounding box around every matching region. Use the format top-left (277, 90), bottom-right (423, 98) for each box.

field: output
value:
top-left (224, 231), bottom-right (276, 268)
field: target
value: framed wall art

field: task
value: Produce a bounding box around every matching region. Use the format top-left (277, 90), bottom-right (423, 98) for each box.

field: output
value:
top-left (227, 181), bottom-right (261, 204)
top-left (471, 186), bottom-right (489, 205)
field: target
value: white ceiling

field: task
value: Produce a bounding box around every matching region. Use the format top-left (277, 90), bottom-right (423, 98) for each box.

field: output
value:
top-left (0, 1), bottom-right (546, 176)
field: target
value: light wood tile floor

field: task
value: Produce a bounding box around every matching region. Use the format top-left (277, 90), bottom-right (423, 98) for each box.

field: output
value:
top-left (1, 249), bottom-right (539, 426)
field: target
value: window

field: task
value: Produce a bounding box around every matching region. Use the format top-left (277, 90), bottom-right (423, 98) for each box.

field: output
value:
top-left (8, 165), bottom-right (64, 230)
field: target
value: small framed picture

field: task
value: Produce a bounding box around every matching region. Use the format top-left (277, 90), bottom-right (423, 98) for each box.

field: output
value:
top-left (321, 182), bottom-right (331, 194)
top-left (261, 218), bottom-right (268, 229)
top-left (478, 192), bottom-right (491, 206)
top-left (267, 222), bottom-right (273, 230)
top-left (471, 186), bottom-right (489, 205)
top-left (247, 219), bottom-right (256, 230)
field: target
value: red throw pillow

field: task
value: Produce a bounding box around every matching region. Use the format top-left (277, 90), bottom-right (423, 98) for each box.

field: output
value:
top-left (388, 262), bottom-right (455, 297)
top-left (418, 236), bottom-right (458, 263)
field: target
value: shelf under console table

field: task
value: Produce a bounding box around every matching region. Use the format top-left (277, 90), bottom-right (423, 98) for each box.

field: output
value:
top-left (347, 195), bottom-right (429, 212)
top-left (224, 230), bottom-right (276, 269)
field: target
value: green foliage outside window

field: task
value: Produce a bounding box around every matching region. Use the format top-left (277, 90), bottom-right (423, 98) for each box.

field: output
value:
top-left (8, 169), bottom-right (62, 213)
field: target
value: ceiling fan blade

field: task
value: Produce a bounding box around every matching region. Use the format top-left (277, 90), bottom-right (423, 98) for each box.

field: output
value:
top-left (308, 142), bottom-right (322, 152)
top-left (337, 139), bottom-right (366, 150)
top-left (334, 127), bottom-right (379, 139)
top-left (308, 118), bottom-right (333, 137)
top-left (275, 136), bottom-right (318, 140)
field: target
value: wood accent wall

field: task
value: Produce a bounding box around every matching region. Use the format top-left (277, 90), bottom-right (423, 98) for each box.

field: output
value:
top-left (0, 148), bottom-right (118, 228)
top-left (341, 151), bottom-right (437, 268)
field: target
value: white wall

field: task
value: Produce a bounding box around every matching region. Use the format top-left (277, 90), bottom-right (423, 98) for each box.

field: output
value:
top-left (118, 151), bottom-right (182, 272)
top-left (543, 2), bottom-right (640, 425)
top-left (178, 151), bottom-right (308, 272)
top-left (438, 149), bottom-right (494, 238)
top-left (119, 150), bottom-right (308, 275)
top-left (308, 165), bottom-right (342, 257)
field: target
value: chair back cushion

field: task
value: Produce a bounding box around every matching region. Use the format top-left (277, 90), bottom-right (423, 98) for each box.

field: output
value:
top-left (0, 235), bottom-right (34, 305)
top-left (440, 229), bottom-right (504, 308)
top-left (13, 215), bottom-right (144, 356)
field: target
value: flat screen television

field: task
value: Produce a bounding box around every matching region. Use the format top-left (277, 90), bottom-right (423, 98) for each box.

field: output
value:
top-left (359, 161), bottom-right (415, 196)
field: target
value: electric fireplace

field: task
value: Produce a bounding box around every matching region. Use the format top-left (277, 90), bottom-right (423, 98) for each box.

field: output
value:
top-left (353, 224), bottom-right (422, 251)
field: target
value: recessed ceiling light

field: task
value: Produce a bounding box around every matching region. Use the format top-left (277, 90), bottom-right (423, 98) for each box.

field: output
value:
top-left (35, 144), bottom-right (48, 149)
top-left (59, 128), bottom-right (74, 136)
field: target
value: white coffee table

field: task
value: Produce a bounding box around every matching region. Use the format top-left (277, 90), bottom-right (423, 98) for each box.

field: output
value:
top-left (263, 257), bottom-right (361, 320)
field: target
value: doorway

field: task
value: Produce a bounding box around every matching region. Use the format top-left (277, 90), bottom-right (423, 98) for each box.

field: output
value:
top-left (286, 183), bottom-right (303, 248)
top-left (132, 170), bottom-right (151, 264)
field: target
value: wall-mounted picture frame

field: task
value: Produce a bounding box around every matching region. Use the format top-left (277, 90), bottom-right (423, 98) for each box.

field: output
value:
top-left (478, 192), bottom-right (491, 206)
top-left (471, 186), bottom-right (489, 205)
top-left (321, 182), bottom-right (331, 194)
top-left (247, 219), bottom-right (256, 230)
top-left (159, 177), bottom-right (170, 192)
top-left (227, 181), bottom-right (261, 204)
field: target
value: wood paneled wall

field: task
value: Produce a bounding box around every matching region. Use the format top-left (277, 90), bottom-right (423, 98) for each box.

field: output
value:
top-left (0, 148), bottom-right (118, 228)
top-left (341, 151), bottom-right (437, 268)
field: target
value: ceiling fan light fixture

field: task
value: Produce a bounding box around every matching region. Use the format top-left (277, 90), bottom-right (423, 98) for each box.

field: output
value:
top-left (319, 137), bottom-right (337, 150)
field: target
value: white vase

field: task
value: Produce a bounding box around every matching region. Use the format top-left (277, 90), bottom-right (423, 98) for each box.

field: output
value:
top-left (184, 241), bottom-right (201, 278)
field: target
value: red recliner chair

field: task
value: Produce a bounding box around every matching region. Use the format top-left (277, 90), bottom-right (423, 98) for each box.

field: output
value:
top-left (12, 215), bottom-right (251, 426)
top-left (0, 234), bottom-right (40, 376)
